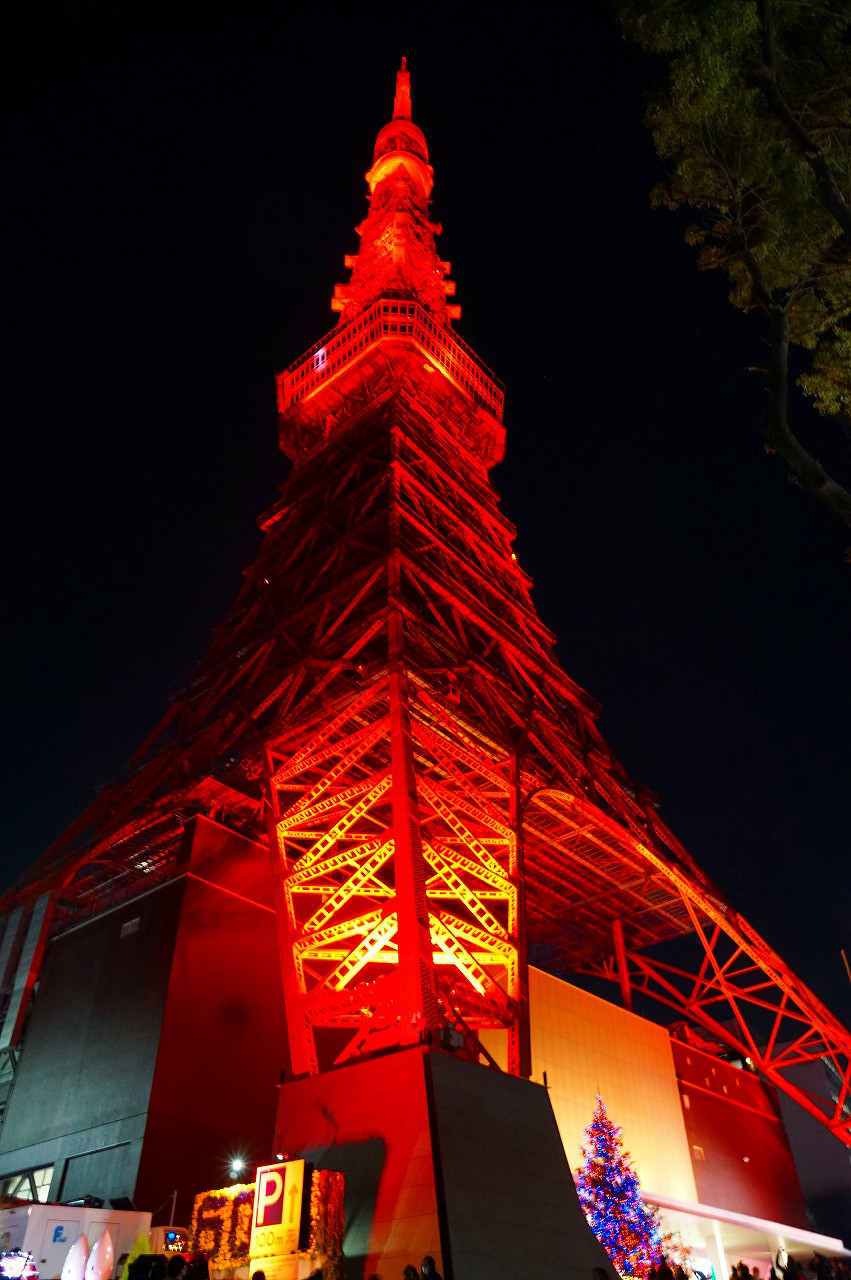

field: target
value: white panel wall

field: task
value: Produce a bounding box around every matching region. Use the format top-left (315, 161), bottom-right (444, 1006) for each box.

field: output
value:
top-left (482, 967), bottom-right (698, 1202)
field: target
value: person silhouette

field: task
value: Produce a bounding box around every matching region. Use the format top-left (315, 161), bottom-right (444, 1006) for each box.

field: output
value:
top-left (421, 1258), bottom-right (443, 1280)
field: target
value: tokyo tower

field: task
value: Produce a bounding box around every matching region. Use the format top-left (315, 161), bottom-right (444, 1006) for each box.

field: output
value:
top-left (1, 58), bottom-right (849, 1167)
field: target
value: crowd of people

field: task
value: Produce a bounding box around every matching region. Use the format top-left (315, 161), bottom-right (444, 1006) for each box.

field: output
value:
top-left (130, 1246), bottom-right (444, 1280)
top-left (650, 1260), bottom-right (690, 1280)
top-left (768, 1253), bottom-right (851, 1280)
top-left (136, 1242), bottom-right (851, 1280)
top-left (649, 1254), bottom-right (851, 1280)
top-left (401, 1257), bottom-right (442, 1280)
top-left (129, 1254), bottom-right (208, 1280)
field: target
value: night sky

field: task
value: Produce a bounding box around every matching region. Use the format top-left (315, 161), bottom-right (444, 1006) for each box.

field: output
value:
top-left (4, 4), bottom-right (850, 1025)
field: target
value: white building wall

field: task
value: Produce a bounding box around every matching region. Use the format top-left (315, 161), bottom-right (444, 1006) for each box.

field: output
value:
top-left (482, 967), bottom-right (698, 1202)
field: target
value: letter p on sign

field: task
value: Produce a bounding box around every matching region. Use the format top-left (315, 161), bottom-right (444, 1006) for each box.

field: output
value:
top-left (250, 1158), bottom-right (305, 1261)
top-left (256, 1170), bottom-right (285, 1227)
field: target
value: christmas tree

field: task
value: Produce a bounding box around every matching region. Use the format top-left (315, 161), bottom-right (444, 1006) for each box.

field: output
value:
top-left (577, 1094), bottom-right (662, 1279)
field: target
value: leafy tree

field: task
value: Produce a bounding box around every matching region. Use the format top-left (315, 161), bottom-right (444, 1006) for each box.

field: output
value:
top-left (617, 0), bottom-right (851, 533)
top-left (577, 1094), bottom-right (662, 1279)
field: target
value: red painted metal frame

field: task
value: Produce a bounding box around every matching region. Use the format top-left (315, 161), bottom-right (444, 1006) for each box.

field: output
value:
top-left (257, 62), bottom-right (851, 1132)
top-left (265, 674), bottom-right (522, 1075)
top-left (2, 62), bottom-right (849, 1146)
top-left (581, 830), bottom-right (851, 1143)
top-left (525, 785), bottom-right (851, 1144)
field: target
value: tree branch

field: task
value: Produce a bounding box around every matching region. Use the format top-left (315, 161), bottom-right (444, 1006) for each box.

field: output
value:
top-left (730, 198), bottom-right (851, 529)
top-left (729, 192), bottom-right (776, 310)
top-left (754, 0), bottom-right (851, 242)
top-left (761, 304), bottom-right (851, 528)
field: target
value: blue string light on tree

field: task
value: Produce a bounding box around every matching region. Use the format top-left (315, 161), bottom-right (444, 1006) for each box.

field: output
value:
top-left (577, 1094), bottom-right (663, 1279)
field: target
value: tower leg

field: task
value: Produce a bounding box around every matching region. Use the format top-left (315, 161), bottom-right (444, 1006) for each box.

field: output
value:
top-left (388, 664), bottom-right (441, 1042)
top-left (266, 750), bottom-right (318, 1077)
top-left (387, 523), bottom-right (441, 1044)
top-left (613, 917), bottom-right (633, 1013)
top-left (508, 755), bottom-right (532, 1078)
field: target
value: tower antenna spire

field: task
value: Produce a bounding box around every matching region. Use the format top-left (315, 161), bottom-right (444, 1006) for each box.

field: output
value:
top-left (393, 56), bottom-right (412, 121)
top-left (328, 58), bottom-right (462, 326)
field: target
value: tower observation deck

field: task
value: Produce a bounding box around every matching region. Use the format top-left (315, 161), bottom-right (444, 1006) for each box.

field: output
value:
top-left (2, 62), bottom-right (850, 1144)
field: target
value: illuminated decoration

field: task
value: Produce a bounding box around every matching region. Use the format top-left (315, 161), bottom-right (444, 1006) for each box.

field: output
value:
top-left (190, 1183), bottom-right (256, 1270)
top-left (121, 1234), bottom-right (152, 1277)
top-left (655, 1230), bottom-right (695, 1275)
top-left (189, 1173), bottom-right (342, 1278)
top-left (4, 61), bottom-right (850, 1142)
top-left (161, 1231), bottom-right (187, 1255)
top-left (577, 1096), bottom-right (661, 1280)
top-left (0, 1254), bottom-right (38, 1280)
top-left (60, 1235), bottom-right (89, 1280)
top-left (83, 1232), bottom-right (113, 1280)
top-left (306, 1171), bottom-right (344, 1280)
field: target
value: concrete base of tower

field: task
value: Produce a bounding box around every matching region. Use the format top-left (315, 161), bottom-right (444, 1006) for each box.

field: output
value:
top-left (274, 1044), bottom-right (616, 1280)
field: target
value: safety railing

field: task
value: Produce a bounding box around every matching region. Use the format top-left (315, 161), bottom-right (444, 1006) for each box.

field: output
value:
top-left (277, 299), bottom-right (504, 423)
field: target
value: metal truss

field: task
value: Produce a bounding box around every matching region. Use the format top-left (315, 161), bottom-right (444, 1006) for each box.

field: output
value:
top-left (5, 63), bottom-right (850, 1156)
top-left (568, 809), bottom-right (851, 1144)
top-left (5, 360), bottom-right (849, 1145)
top-left (513, 785), bottom-right (851, 1144)
top-left (265, 673), bottom-right (524, 1077)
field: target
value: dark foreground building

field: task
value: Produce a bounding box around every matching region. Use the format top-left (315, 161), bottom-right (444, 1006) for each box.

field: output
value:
top-left (1, 64), bottom-right (849, 1278)
top-left (0, 818), bottom-right (285, 1213)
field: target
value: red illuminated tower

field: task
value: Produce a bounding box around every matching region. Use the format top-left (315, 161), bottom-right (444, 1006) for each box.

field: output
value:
top-left (1, 64), bottom-right (849, 1251)
top-left (262, 65), bottom-right (851, 1137)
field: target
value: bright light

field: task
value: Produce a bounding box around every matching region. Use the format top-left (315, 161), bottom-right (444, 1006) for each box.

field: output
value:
top-left (229, 1157), bottom-right (246, 1178)
top-left (0, 1254), bottom-right (37, 1280)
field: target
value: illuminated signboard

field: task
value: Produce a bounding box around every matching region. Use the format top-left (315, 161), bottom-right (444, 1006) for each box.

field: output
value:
top-left (249, 1160), bottom-right (305, 1263)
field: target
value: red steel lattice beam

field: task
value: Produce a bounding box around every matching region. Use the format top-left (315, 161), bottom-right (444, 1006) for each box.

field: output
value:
top-left (5, 61), bottom-right (847, 1160)
top-left (519, 787), bottom-right (851, 1144)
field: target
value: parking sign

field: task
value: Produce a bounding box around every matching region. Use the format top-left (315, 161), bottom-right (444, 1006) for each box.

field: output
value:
top-left (249, 1161), bottom-right (305, 1261)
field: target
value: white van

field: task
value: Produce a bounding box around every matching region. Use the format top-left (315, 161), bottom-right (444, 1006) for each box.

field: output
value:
top-left (0, 1205), bottom-right (151, 1280)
